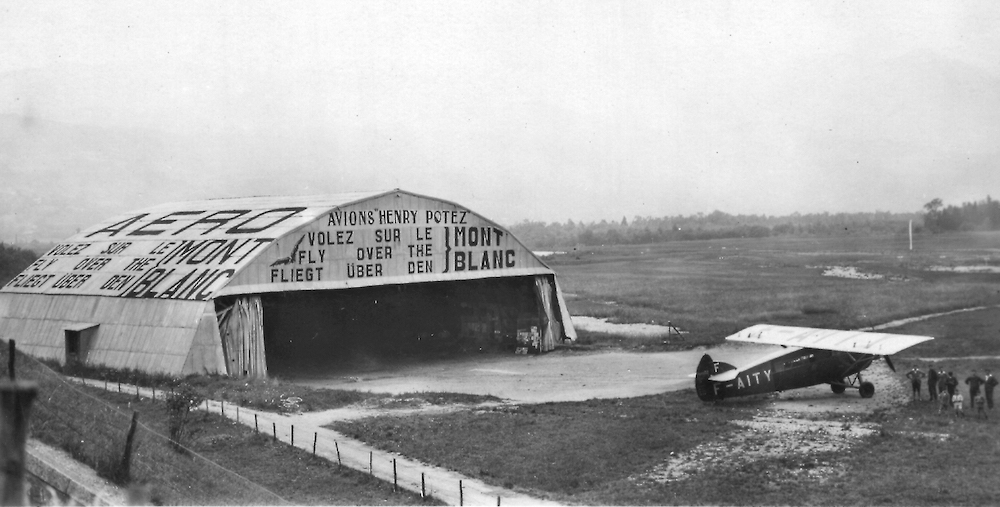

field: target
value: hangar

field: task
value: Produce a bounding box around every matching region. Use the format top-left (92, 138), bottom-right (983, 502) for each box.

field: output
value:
top-left (0, 190), bottom-right (576, 377)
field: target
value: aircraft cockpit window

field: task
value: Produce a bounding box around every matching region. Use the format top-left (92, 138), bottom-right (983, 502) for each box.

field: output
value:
top-left (782, 353), bottom-right (815, 369)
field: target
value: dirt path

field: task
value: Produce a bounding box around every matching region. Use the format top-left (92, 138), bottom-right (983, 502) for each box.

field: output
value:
top-left (289, 307), bottom-right (982, 405)
top-left (291, 348), bottom-right (712, 403)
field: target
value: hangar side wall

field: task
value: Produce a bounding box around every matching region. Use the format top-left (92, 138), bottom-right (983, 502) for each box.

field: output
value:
top-left (0, 293), bottom-right (222, 375)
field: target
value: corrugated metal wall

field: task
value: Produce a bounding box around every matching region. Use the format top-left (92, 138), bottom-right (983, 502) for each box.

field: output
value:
top-left (0, 293), bottom-right (219, 375)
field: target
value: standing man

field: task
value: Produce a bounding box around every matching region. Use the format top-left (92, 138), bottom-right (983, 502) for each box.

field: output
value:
top-left (985, 371), bottom-right (998, 410)
top-left (937, 369), bottom-right (949, 401)
top-left (946, 372), bottom-right (959, 398)
top-left (965, 371), bottom-right (984, 407)
top-left (906, 367), bottom-right (925, 401)
top-left (927, 366), bottom-right (939, 401)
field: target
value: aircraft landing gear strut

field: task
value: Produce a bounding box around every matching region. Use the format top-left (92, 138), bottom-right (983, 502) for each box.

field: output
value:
top-left (830, 373), bottom-right (875, 398)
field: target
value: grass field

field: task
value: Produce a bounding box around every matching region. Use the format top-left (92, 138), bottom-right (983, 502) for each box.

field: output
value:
top-left (327, 233), bottom-right (1000, 505)
top-left (332, 307), bottom-right (1000, 505)
top-left (549, 232), bottom-right (1000, 348)
top-left (25, 232), bottom-right (1000, 504)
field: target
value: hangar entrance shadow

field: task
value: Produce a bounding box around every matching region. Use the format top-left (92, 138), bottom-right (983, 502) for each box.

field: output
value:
top-left (259, 276), bottom-right (544, 377)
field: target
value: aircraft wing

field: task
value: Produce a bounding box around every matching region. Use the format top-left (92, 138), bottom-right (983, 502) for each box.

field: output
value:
top-left (725, 324), bottom-right (933, 355)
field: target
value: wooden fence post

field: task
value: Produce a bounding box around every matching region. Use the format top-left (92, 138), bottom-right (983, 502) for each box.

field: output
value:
top-left (312, 432), bottom-right (317, 455)
top-left (272, 422), bottom-right (276, 442)
top-left (291, 425), bottom-right (294, 446)
top-left (459, 480), bottom-right (463, 506)
top-left (0, 381), bottom-right (38, 505)
top-left (335, 441), bottom-right (341, 466)
top-left (254, 414), bottom-right (258, 433)
top-left (6, 340), bottom-right (14, 380)
top-left (421, 473), bottom-right (425, 501)
top-left (369, 451), bottom-right (373, 475)
top-left (393, 459), bottom-right (397, 492)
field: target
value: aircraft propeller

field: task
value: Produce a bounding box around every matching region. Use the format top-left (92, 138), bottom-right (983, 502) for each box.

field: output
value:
top-left (883, 355), bottom-right (896, 372)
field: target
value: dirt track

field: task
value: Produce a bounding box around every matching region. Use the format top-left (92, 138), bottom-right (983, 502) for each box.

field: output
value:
top-left (289, 309), bottom-right (973, 405)
top-left (287, 342), bottom-right (904, 408)
top-left (290, 347), bottom-right (710, 403)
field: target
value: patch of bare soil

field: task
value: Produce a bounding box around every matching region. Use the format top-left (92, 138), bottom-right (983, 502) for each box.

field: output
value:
top-left (819, 265), bottom-right (885, 280)
top-left (632, 416), bottom-right (874, 486)
top-left (926, 265), bottom-right (1000, 273)
top-left (631, 362), bottom-right (944, 487)
top-left (571, 316), bottom-right (683, 337)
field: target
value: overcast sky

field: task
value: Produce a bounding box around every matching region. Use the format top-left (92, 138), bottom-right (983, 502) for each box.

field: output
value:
top-left (2, 1), bottom-right (1000, 239)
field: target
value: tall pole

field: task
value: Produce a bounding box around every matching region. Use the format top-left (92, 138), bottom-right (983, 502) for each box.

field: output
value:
top-left (0, 381), bottom-right (38, 506)
top-left (909, 220), bottom-right (913, 251)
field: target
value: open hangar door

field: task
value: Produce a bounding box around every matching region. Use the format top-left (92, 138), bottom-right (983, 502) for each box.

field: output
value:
top-left (256, 276), bottom-right (557, 376)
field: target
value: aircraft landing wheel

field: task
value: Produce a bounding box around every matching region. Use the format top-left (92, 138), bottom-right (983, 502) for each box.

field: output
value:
top-left (831, 383), bottom-right (846, 394)
top-left (859, 381), bottom-right (875, 398)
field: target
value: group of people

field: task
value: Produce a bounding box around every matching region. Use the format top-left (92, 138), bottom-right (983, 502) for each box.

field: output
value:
top-left (906, 366), bottom-right (998, 419)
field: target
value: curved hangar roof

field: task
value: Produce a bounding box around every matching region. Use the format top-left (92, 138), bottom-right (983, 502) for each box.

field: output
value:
top-left (2, 190), bottom-right (557, 301)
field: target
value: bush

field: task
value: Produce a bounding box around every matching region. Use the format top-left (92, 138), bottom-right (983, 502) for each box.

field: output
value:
top-left (166, 384), bottom-right (204, 452)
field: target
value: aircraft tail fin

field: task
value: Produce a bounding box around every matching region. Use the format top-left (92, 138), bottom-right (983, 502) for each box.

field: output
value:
top-left (696, 354), bottom-right (718, 401)
top-left (696, 354), bottom-right (738, 401)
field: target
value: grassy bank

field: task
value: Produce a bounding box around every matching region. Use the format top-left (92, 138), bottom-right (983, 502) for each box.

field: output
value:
top-left (54, 360), bottom-right (499, 413)
top-left (3, 343), bottom-right (435, 505)
top-left (84, 390), bottom-right (435, 505)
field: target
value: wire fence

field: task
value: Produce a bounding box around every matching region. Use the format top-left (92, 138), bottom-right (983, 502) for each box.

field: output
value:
top-left (1, 341), bottom-right (288, 506)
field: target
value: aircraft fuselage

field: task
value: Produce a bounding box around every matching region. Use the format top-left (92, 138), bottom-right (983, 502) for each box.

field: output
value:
top-left (700, 347), bottom-right (874, 400)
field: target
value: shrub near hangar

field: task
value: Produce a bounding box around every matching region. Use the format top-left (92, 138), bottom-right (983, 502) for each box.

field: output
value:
top-left (0, 190), bottom-right (576, 377)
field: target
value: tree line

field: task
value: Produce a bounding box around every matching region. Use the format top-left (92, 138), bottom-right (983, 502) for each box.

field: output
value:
top-left (0, 243), bottom-right (40, 285)
top-left (922, 196), bottom-right (1000, 233)
top-left (508, 197), bottom-right (998, 249)
top-left (1, 197), bottom-right (995, 276)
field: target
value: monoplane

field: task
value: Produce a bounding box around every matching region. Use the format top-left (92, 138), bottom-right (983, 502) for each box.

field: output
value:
top-left (695, 324), bottom-right (933, 401)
